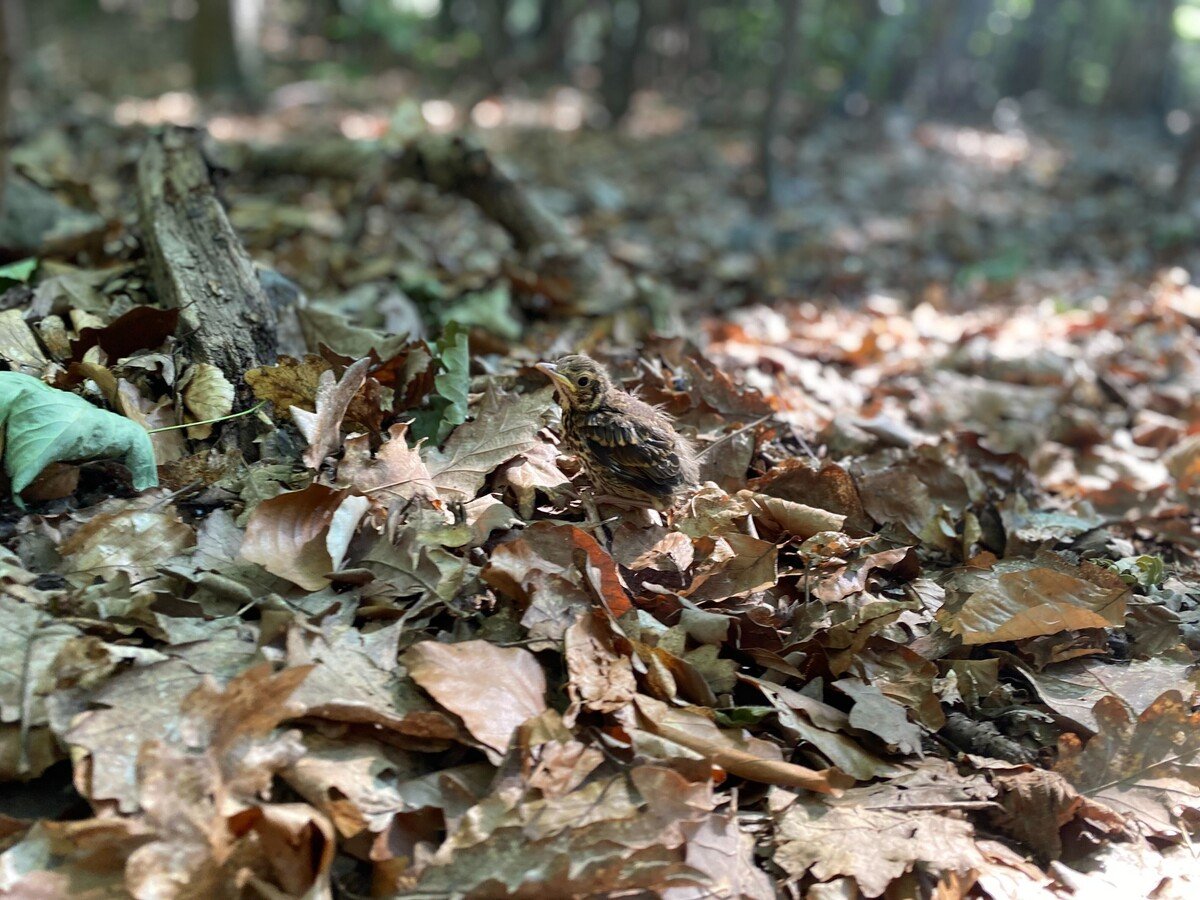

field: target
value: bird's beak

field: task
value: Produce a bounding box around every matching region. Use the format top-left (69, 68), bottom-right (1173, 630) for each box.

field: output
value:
top-left (536, 361), bottom-right (570, 389)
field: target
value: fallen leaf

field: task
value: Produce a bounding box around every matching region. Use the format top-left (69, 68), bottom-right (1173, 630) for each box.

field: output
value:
top-left (423, 384), bottom-right (554, 501)
top-left (337, 421), bottom-right (436, 502)
top-left (70, 306), bottom-right (180, 362)
top-left (945, 556), bottom-right (1129, 645)
top-left (406, 640), bottom-right (547, 761)
top-left (631, 695), bottom-right (850, 793)
top-left (240, 483), bottom-right (370, 590)
top-left (60, 498), bottom-right (194, 588)
top-left (1055, 690), bottom-right (1200, 836)
top-left (179, 362), bottom-right (234, 439)
top-left (684, 533), bottom-right (777, 603)
top-left (564, 612), bottom-right (637, 715)
top-left (0, 371), bottom-right (158, 500)
top-left (292, 356), bottom-right (371, 468)
top-left (774, 793), bottom-right (985, 897)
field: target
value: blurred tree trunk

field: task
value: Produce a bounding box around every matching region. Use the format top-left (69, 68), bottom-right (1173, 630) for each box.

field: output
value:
top-left (533, 0), bottom-right (576, 77)
top-left (758, 0), bottom-right (802, 212)
top-left (189, 0), bottom-right (264, 104)
top-left (0, 0), bottom-right (9, 213)
top-left (1102, 0), bottom-right (1177, 114)
top-left (905, 0), bottom-right (988, 114)
top-left (481, 0), bottom-right (514, 91)
top-left (601, 0), bottom-right (651, 126)
top-left (1000, 0), bottom-right (1061, 97)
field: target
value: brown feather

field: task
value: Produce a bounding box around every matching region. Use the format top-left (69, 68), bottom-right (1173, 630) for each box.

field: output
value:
top-left (536, 355), bottom-right (698, 509)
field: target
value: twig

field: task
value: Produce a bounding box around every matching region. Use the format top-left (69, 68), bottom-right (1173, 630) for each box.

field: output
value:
top-left (696, 414), bottom-right (772, 460)
top-left (147, 400), bottom-right (267, 433)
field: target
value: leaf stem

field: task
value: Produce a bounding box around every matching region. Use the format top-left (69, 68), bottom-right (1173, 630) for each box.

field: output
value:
top-left (148, 400), bottom-right (268, 433)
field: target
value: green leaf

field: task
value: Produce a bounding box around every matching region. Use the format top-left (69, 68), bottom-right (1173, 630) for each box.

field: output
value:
top-left (0, 372), bottom-right (157, 504)
top-left (440, 284), bottom-right (521, 341)
top-left (410, 323), bottom-right (470, 445)
top-left (0, 258), bottom-right (37, 285)
top-left (1100, 555), bottom-right (1167, 588)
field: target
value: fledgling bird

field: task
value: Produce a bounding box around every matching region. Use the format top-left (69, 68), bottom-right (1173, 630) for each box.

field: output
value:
top-left (536, 354), bottom-right (698, 509)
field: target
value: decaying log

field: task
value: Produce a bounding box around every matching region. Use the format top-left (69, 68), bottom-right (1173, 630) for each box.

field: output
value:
top-left (396, 134), bottom-right (634, 314)
top-left (227, 132), bottom-right (636, 314)
top-left (137, 126), bottom-right (278, 397)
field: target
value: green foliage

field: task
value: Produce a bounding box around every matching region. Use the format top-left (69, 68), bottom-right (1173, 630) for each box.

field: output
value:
top-left (0, 258), bottom-right (37, 287)
top-left (0, 372), bottom-right (157, 504)
top-left (440, 285), bottom-right (522, 341)
top-left (1099, 555), bottom-right (1167, 588)
top-left (410, 322), bottom-right (470, 445)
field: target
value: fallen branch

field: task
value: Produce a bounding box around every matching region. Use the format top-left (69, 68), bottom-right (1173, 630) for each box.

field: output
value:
top-left (137, 126), bottom-right (278, 406)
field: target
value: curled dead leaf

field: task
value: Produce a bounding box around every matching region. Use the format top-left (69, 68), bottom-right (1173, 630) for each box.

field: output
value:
top-left (240, 483), bottom-right (370, 590)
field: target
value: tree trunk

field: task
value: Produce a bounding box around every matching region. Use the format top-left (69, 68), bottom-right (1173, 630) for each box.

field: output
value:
top-left (1000, 0), bottom-right (1061, 97)
top-left (904, 0), bottom-right (988, 115)
top-left (0, 0), bottom-right (11, 214)
top-left (601, 0), bottom-right (651, 126)
top-left (1101, 0), bottom-right (1177, 114)
top-left (758, 0), bottom-right (802, 212)
top-left (137, 127), bottom-right (277, 431)
top-left (189, 0), bottom-right (264, 104)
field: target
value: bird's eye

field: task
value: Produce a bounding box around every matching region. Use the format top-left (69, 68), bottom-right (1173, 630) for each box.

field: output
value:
top-left (577, 376), bottom-right (591, 387)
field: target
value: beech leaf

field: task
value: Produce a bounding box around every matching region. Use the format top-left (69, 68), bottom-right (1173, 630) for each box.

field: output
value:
top-left (0, 371), bottom-right (157, 502)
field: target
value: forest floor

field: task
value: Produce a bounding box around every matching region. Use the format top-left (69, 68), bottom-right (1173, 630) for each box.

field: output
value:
top-left (1, 92), bottom-right (1199, 898)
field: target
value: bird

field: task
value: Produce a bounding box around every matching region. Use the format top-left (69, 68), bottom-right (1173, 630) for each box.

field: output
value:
top-left (536, 354), bottom-right (698, 510)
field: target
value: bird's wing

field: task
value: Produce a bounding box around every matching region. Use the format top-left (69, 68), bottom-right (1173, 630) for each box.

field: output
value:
top-left (580, 408), bottom-right (684, 493)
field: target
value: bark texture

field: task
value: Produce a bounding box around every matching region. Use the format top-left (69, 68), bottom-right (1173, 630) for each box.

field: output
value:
top-left (137, 126), bottom-right (278, 397)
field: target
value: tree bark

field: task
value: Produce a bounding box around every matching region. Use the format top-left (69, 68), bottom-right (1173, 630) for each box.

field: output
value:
top-left (1000, 0), bottom-right (1061, 97)
top-left (601, 0), bottom-right (652, 126)
top-left (1101, 0), bottom-right (1177, 114)
top-left (758, 0), bottom-right (802, 212)
top-left (0, 0), bottom-right (11, 214)
top-left (189, 0), bottom-right (264, 104)
top-left (137, 127), bottom-right (277, 411)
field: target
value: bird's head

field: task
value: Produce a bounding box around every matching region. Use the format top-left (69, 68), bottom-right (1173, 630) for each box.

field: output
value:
top-left (536, 354), bottom-right (611, 412)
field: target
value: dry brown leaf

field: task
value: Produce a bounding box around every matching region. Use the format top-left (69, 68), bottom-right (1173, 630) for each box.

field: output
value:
top-left (629, 531), bottom-right (695, 572)
top-left (484, 521), bottom-right (633, 618)
top-left (1164, 433), bottom-right (1200, 495)
top-left (683, 533), bottom-right (777, 603)
top-left (749, 459), bottom-right (872, 535)
top-left (282, 733), bottom-right (421, 838)
top-left (0, 308), bottom-right (48, 374)
top-left (1055, 690), bottom-right (1200, 836)
top-left (774, 793), bottom-right (985, 897)
top-left (405, 640), bottom-right (547, 761)
top-left (564, 612), bottom-right (637, 715)
top-left (631, 695), bottom-right (850, 794)
top-left (62, 631), bottom-right (261, 812)
top-left (285, 623), bottom-right (460, 742)
top-left (946, 557), bottom-right (1128, 645)
top-left (59, 498), bottom-right (194, 588)
top-left (292, 356), bottom-right (371, 468)
top-left (239, 483), bottom-right (369, 590)
top-left (423, 385), bottom-right (555, 501)
top-left (736, 490), bottom-right (846, 539)
top-left (664, 807), bottom-right (774, 900)
top-left (337, 421), bottom-right (436, 502)
top-left (179, 362), bottom-right (234, 440)
top-left (495, 440), bottom-right (574, 518)
top-left (116, 378), bottom-right (186, 464)
top-left (245, 354), bottom-right (331, 411)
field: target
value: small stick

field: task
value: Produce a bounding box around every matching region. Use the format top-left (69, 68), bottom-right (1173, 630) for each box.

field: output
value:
top-left (696, 414), bottom-right (772, 460)
top-left (147, 400), bottom-right (268, 433)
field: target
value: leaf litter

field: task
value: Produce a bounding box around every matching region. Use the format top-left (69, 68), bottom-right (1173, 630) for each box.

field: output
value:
top-left (0, 111), bottom-right (1199, 899)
